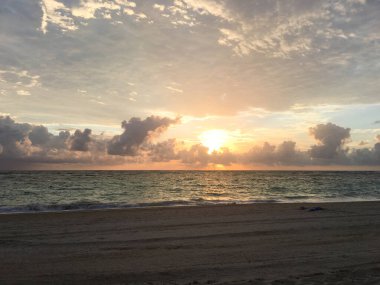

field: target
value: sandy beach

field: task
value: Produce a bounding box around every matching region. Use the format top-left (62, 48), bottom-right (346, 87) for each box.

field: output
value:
top-left (1, 202), bottom-right (380, 284)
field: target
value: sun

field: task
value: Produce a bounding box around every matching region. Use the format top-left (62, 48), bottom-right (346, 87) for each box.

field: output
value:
top-left (199, 129), bottom-right (228, 153)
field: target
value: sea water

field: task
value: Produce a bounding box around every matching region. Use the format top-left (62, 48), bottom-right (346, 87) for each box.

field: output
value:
top-left (0, 171), bottom-right (379, 213)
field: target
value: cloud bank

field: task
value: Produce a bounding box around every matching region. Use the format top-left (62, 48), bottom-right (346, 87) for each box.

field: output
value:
top-left (0, 116), bottom-right (379, 169)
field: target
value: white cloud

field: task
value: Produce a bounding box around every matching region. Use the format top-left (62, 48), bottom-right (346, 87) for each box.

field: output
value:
top-left (161, 0), bottom-right (368, 59)
top-left (90, 99), bottom-right (105, 105)
top-left (124, 8), bottom-right (134, 15)
top-left (71, 1), bottom-right (119, 19)
top-left (216, 10), bottom-right (324, 58)
top-left (166, 86), bottom-right (183, 93)
top-left (153, 4), bottom-right (165, 12)
top-left (40, 0), bottom-right (78, 33)
top-left (115, 0), bottom-right (136, 7)
top-left (0, 69), bottom-right (41, 95)
top-left (39, 0), bottom-right (143, 34)
top-left (181, 0), bottom-right (234, 22)
top-left (16, 90), bottom-right (31, 96)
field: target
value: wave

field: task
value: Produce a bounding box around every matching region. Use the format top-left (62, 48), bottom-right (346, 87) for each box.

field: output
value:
top-left (0, 200), bottom-right (195, 214)
top-left (1, 197), bottom-right (379, 214)
top-left (0, 198), bottom-right (281, 214)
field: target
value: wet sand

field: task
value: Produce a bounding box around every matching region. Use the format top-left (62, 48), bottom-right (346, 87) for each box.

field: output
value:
top-left (1, 202), bottom-right (380, 284)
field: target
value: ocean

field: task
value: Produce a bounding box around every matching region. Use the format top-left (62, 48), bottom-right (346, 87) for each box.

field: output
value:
top-left (0, 171), bottom-right (379, 213)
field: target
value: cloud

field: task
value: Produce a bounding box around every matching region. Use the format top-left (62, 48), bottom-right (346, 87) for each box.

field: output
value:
top-left (178, 144), bottom-right (210, 166)
top-left (0, 116), bottom-right (101, 168)
top-left (0, 116), bottom-right (32, 159)
top-left (148, 138), bottom-right (179, 162)
top-left (0, 115), bottom-right (179, 168)
top-left (166, 86), bottom-right (183, 93)
top-left (163, 1), bottom-right (369, 59)
top-left (16, 90), bottom-right (31, 96)
top-left (107, 116), bottom-right (179, 156)
top-left (208, 147), bottom-right (236, 166)
top-left (40, 0), bottom-right (142, 34)
top-left (69, 128), bottom-right (92, 151)
top-left (29, 124), bottom-right (70, 150)
top-left (154, 122), bottom-right (378, 167)
top-left (1, 115), bottom-right (379, 169)
top-left (0, 69), bottom-right (40, 96)
top-left (350, 143), bottom-right (380, 165)
top-left (148, 140), bottom-right (237, 166)
top-left (245, 142), bottom-right (276, 165)
top-left (29, 125), bottom-right (52, 146)
top-left (40, 0), bottom-right (78, 34)
top-left (152, 139), bottom-right (308, 167)
top-left (0, 69), bottom-right (40, 88)
top-left (2, 0), bottom-right (379, 119)
top-left (309, 123), bottom-right (351, 160)
top-left (181, 0), bottom-right (234, 22)
top-left (244, 141), bottom-right (309, 166)
top-left (153, 4), bottom-right (165, 12)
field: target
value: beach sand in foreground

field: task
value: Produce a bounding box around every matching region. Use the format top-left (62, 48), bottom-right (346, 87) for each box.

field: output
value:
top-left (0, 202), bottom-right (380, 284)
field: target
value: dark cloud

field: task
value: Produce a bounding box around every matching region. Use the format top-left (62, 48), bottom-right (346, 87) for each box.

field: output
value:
top-left (277, 141), bottom-right (301, 163)
top-left (0, 116), bottom-right (33, 159)
top-left (209, 148), bottom-right (237, 166)
top-left (374, 120), bottom-right (380, 124)
top-left (245, 142), bottom-right (276, 165)
top-left (376, 143), bottom-right (380, 156)
top-left (244, 141), bottom-right (309, 166)
top-left (69, 129), bottom-right (92, 151)
top-left (54, 131), bottom-right (71, 149)
top-left (0, 115), bottom-right (179, 168)
top-left (176, 144), bottom-right (236, 167)
top-left (277, 141), bottom-right (310, 165)
top-left (309, 123), bottom-right (351, 160)
top-left (148, 139), bottom-right (179, 162)
top-left (349, 143), bottom-right (380, 165)
top-left (108, 116), bottom-right (179, 156)
top-left (178, 144), bottom-right (210, 166)
top-left (29, 125), bottom-right (70, 150)
top-left (0, 116), bottom-right (98, 168)
top-left (29, 125), bottom-right (52, 146)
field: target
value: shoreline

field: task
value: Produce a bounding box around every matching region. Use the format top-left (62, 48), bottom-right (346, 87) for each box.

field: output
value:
top-left (1, 199), bottom-right (380, 216)
top-left (1, 201), bottom-right (380, 284)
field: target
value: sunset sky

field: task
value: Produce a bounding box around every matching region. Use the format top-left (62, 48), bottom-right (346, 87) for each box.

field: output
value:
top-left (0, 0), bottom-right (379, 169)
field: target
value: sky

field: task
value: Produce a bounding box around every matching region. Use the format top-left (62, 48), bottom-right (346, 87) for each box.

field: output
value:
top-left (0, 0), bottom-right (379, 170)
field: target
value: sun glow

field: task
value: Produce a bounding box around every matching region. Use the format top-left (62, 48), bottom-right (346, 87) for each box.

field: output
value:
top-left (199, 129), bottom-right (228, 153)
